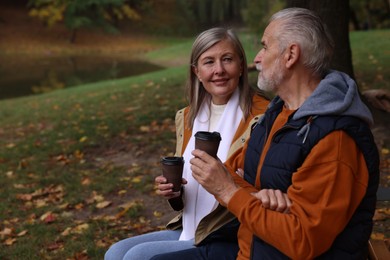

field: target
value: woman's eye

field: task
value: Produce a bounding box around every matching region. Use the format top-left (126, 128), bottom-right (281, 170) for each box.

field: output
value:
top-left (223, 57), bottom-right (233, 62)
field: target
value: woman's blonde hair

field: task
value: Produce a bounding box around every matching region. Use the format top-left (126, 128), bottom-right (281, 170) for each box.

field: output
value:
top-left (186, 27), bottom-right (255, 129)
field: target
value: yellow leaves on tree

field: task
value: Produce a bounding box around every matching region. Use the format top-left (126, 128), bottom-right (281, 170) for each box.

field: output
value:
top-left (28, 4), bottom-right (65, 28)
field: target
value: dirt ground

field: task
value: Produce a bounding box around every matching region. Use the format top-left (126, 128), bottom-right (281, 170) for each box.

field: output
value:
top-left (1, 2), bottom-right (389, 244)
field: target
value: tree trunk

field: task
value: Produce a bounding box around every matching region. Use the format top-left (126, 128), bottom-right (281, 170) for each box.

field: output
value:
top-left (69, 29), bottom-right (77, 44)
top-left (350, 7), bottom-right (361, 30)
top-left (286, 0), bottom-right (355, 79)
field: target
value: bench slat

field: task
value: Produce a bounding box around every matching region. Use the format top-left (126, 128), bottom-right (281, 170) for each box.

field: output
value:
top-left (368, 239), bottom-right (390, 260)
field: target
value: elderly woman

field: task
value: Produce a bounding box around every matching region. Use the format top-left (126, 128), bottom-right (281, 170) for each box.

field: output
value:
top-left (105, 27), bottom-right (269, 260)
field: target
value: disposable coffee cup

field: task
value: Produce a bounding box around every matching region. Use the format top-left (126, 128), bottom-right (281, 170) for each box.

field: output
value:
top-left (161, 156), bottom-right (184, 192)
top-left (194, 131), bottom-right (221, 158)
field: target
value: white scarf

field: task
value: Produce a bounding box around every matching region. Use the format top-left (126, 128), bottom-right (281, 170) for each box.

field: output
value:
top-left (179, 88), bottom-right (243, 241)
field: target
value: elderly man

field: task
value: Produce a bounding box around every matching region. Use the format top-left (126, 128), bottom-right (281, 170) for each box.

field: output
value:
top-left (151, 7), bottom-right (379, 260)
top-left (189, 7), bottom-right (379, 260)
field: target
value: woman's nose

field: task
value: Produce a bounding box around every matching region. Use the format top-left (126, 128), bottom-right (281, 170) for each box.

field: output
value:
top-left (214, 60), bottom-right (225, 74)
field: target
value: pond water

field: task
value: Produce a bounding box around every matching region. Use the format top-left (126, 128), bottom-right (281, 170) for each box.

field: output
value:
top-left (0, 54), bottom-right (164, 100)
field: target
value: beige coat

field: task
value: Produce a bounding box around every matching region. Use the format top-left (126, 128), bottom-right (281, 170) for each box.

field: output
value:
top-left (166, 94), bottom-right (269, 245)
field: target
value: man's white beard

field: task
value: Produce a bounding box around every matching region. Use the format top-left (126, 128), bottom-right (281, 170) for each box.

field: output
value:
top-left (256, 58), bottom-right (284, 92)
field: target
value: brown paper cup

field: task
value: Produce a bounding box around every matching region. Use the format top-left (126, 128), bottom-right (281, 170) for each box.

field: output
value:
top-left (194, 131), bottom-right (221, 158)
top-left (161, 156), bottom-right (184, 192)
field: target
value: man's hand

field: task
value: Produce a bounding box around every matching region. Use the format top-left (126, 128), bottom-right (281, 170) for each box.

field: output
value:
top-left (236, 168), bottom-right (244, 177)
top-left (251, 189), bottom-right (291, 213)
top-left (236, 169), bottom-right (291, 213)
top-left (236, 168), bottom-right (291, 213)
top-left (155, 175), bottom-right (187, 199)
top-left (190, 149), bottom-right (239, 205)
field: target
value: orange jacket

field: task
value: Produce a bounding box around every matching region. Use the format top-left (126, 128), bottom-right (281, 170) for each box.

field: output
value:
top-left (224, 110), bottom-right (369, 259)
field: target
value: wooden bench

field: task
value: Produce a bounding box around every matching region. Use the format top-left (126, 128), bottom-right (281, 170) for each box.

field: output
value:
top-left (368, 239), bottom-right (389, 259)
top-left (368, 187), bottom-right (390, 259)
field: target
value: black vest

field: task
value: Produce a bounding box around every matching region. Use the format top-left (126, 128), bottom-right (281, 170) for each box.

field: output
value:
top-left (244, 101), bottom-right (379, 259)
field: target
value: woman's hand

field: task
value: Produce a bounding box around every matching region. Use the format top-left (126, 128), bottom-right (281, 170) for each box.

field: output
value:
top-left (155, 175), bottom-right (187, 199)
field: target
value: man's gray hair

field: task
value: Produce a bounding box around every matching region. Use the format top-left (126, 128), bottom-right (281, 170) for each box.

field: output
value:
top-left (270, 8), bottom-right (335, 77)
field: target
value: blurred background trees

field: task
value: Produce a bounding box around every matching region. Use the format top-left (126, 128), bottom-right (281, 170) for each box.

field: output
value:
top-left (27, 0), bottom-right (146, 42)
top-left (18, 0), bottom-right (390, 38)
top-left (1, 0), bottom-right (389, 77)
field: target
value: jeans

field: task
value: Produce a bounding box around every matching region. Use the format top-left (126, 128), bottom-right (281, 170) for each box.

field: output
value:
top-left (104, 229), bottom-right (195, 260)
top-left (150, 241), bottom-right (239, 260)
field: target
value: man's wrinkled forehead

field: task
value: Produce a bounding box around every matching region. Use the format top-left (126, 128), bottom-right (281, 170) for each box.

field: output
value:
top-left (261, 21), bottom-right (280, 46)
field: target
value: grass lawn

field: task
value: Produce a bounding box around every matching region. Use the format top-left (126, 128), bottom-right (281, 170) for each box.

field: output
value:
top-left (0, 66), bottom-right (188, 259)
top-left (0, 29), bottom-right (389, 259)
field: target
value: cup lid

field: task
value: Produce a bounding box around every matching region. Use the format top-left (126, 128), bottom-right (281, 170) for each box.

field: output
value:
top-left (161, 156), bottom-right (184, 165)
top-left (194, 131), bottom-right (221, 141)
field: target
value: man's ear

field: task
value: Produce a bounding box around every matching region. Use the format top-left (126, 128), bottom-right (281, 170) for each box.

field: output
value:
top-left (285, 44), bottom-right (300, 68)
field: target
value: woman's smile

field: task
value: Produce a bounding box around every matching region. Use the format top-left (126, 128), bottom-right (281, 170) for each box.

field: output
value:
top-left (193, 39), bottom-right (242, 104)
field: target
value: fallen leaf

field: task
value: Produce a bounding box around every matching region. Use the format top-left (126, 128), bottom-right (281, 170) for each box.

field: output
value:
top-left (146, 81), bottom-right (155, 87)
top-left (75, 203), bottom-right (84, 210)
top-left (79, 136), bottom-right (88, 143)
top-left (34, 199), bottom-right (47, 208)
top-left (40, 212), bottom-right (56, 223)
top-left (18, 159), bottom-right (28, 169)
top-left (16, 194), bottom-right (33, 201)
top-left (132, 176), bottom-right (142, 183)
top-left (92, 192), bottom-right (104, 202)
top-left (118, 190), bottom-right (127, 195)
top-left (46, 241), bottom-right (64, 251)
top-left (371, 232), bottom-right (385, 240)
top-left (139, 126), bottom-right (150, 132)
top-left (115, 200), bottom-right (142, 219)
top-left (74, 150), bottom-right (84, 159)
top-left (377, 208), bottom-right (390, 215)
top-left (61, 227), bottom-right (72, 236)
top-left (17, 230), bottom-right (28, 237)
top-left (118, 200), bottom-right (139, 210)
top-left (81, 177), bottom-right (91, 186)
top-left (4, 238), bottom-right (17, 246)
top-left (73, 250), bottom-right (88, 260)
top-left (13, 183), bottom-right (28, 189)
top-left (0, 227), bottom-right (13, 238)
top-left (153, 211), bottom-right (163, 218)
top-left (6, 143), bottom-right (15, 149)
top-left (73, 223), bottom-right (89, 234)
top-left (96, 239), bottom-right (110, 248)
top-left (96, 201), bottom-right (112, 209)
